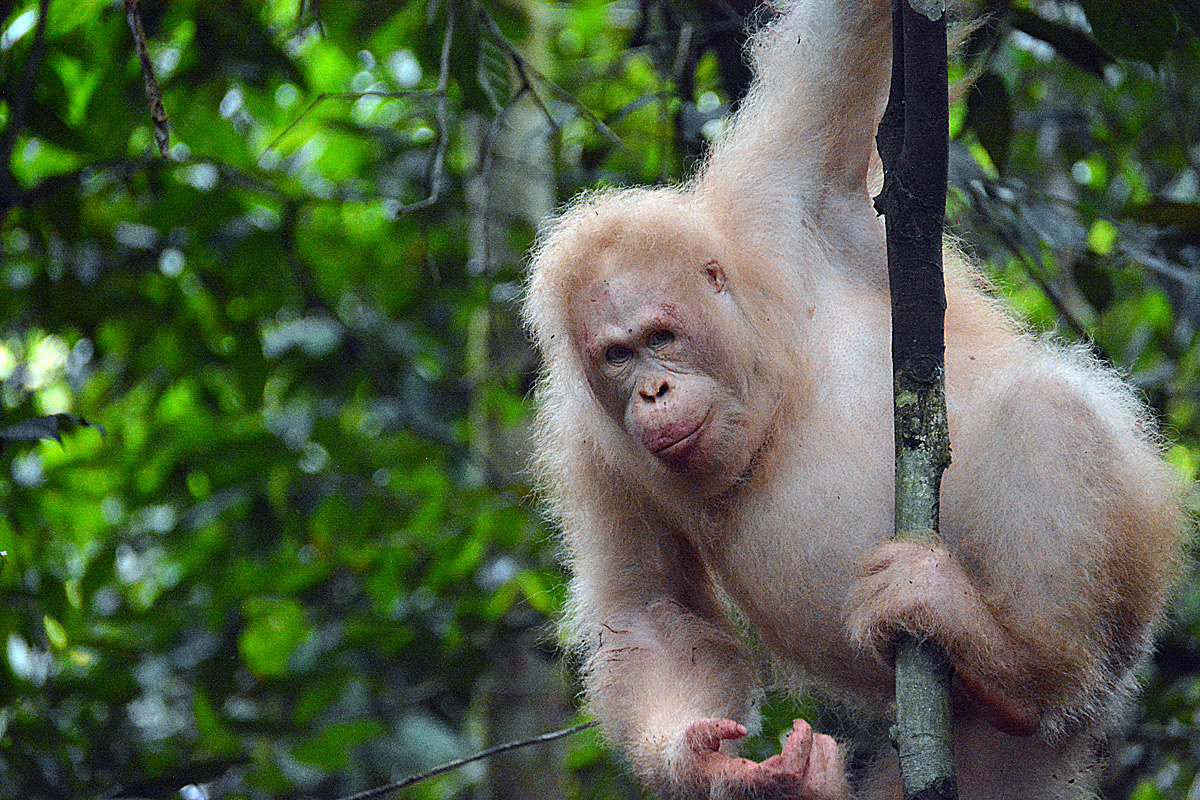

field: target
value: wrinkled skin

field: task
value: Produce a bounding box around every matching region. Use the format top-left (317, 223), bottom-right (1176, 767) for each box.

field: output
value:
top-left (676, 719), bottom-right (850, 800)
top-left (577, 260), bottom-right (758, 486)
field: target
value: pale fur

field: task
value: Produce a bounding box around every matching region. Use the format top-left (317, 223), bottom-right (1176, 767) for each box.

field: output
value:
top-left (524, 1), bottom-right (1184, 799)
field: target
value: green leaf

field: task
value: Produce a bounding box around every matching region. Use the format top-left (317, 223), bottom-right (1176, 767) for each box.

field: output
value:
top-left (1130, 779), bottom-right (1165, 800)
top-left (477, 36), bottom-right (513, 112)
top-left (238, 597), bottom-right (311, 678)
top-left (291, 719), bottom-right (387, 770)
top-left (192, 691), bottom-right (241, 756)
top-left (43, 615), bottom-right (68, 649)
top-left (1087, 219), bottom-right (1118, 255)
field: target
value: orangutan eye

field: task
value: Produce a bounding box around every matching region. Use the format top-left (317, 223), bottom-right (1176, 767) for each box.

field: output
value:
top-left (605, 345), bottom-right (634, 365)
top-left (647, 330), bottom-right (675, 348)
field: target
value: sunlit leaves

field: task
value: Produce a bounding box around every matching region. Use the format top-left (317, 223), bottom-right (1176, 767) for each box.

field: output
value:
top-left (239, 596), bottom-right (311, 678)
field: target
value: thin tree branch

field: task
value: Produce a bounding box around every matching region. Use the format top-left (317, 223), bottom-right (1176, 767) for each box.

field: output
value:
top-left (7, 156), bottom-right (290, 211)
top-left (474, 6), bottom-right (623, 151)
top-left (389, 0), bottom-right (456, 215)
top-left (332, 721), bottom-right (599, 800)
top-left (124, 0), bottom-right (170, 158)
top-left (263, 90), bottom-right (443, 153)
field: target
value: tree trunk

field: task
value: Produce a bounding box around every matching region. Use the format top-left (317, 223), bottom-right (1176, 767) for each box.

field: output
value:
top-left (873, 2), bottom-right (957, 799)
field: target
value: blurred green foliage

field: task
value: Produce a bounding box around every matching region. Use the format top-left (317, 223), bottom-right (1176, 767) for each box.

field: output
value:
top-left (0, 1), bottom-right (1195, 799)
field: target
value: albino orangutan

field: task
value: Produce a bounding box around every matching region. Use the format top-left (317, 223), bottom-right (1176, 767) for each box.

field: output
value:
top-left (523, 1), bottom-right (1183, 797)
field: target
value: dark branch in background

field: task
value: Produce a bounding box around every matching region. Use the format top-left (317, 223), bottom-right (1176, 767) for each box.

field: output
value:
top-left (124, 0), bottom-right (170, 159)
top-left (873, 2), bottom-right (956, 800)
top-left (0, 413), bottom-right (101, 453)
top-left (398, 0), bottom-right (455, 214)
top-left (332, 721), bottom-right (599, 800)
top-left (473, 7), bottom-right (623, 151)
top-left (0, 0), bottom-right (51, 216)
top-left (630, 0), bottom-right (759, 162)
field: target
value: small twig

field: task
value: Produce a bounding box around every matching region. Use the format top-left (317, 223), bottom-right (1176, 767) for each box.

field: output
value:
top-left (263, 90), bottom-right (442, 153)
top-left (124, 0), bottom-right (170, 158)
top-left (388, 0), bottom-right (455, 214)
top-left (670, 23), bottom-right (695, 86)
top-left (473, 7), bottom-right (557, 130)
top-left (332, 720), bottom-right (599, 800)
top-left (473, 6), bottom-right (624, 151)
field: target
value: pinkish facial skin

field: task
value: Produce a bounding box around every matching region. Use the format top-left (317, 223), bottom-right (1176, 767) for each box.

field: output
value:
top-left (579, 269), bottom-right (754, 484)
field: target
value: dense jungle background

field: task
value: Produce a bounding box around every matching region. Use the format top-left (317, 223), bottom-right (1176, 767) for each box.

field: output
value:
top-left (0, 1), bottom-right (1197, 798)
